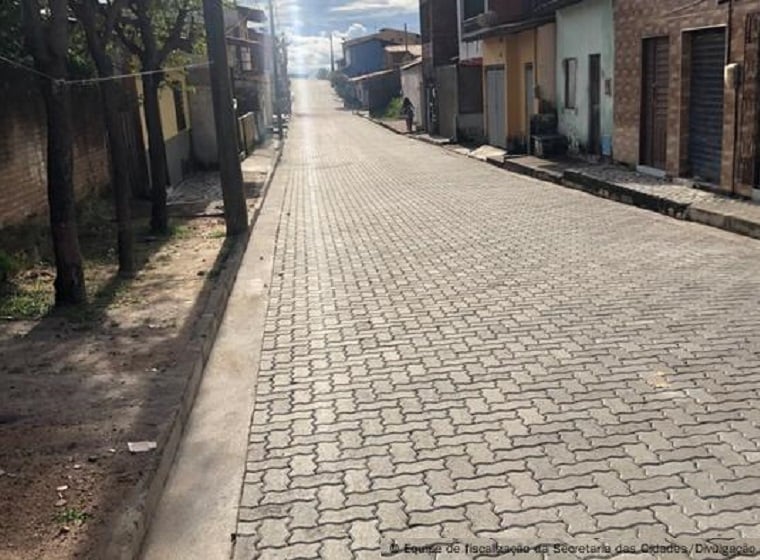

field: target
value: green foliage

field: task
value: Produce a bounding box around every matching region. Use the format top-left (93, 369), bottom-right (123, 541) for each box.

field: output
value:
top-left (0, 284), bottom-right (52, 319)
top-left (0, 0), bottom-right (24, 60)
top-left (54, 508), bottom-right (90, 526)
top-left (315, 68), bottom-right (330, 80)
top-left (384, 97), bottom-right (403, 120)
top-left (0, 251), bottom-right (19, 284)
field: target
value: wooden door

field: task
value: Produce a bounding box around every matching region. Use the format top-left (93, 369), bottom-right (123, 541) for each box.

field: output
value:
top-left (640, 37), bottom-right (669, 169)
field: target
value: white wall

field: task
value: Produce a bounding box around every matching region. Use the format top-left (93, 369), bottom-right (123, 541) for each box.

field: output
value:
top-left (556, 0), bottom-right (614, 155)
top-left (457, 0), bottom-right (483, 62)
top-left (401, 64), bottom-right (423, 128)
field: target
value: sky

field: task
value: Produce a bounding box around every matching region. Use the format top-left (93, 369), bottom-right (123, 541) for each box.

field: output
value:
top-left (248, 0), bottom-right (421, 75)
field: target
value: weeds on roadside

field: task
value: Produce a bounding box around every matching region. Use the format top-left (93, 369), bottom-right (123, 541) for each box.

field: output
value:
top-left (54, 508), bottom-right (90, 526)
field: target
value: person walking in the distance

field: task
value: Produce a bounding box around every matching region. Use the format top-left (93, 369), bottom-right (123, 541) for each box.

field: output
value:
top-left (402, 97), bottom-right (415, 134)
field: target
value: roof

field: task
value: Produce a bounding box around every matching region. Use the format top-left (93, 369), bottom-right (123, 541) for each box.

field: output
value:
top-left (401, 58), bottom-right (422, 71)
top-left (348, 68), bottom-right (397, 82)
top-left (385, 44), bottom-right (423, 57)
top-left (344, 28), bottom-right (421, 49)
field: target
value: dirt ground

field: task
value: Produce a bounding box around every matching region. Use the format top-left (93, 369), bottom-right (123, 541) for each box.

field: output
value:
top-left (0, 194), bottom-right (248, 559)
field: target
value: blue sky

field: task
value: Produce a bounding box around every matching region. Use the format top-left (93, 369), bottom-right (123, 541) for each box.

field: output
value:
top-left (267, 0), bottom-right (421, 74)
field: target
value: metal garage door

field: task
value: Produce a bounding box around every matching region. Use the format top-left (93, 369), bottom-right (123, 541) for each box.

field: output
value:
top-left (486, 66), bottom-right (506, 148)
top-left (688, 28), bottom-right (726, 184)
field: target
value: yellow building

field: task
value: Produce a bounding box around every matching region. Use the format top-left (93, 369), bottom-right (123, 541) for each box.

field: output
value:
top-left (478, 17), bottom-right (556, 151)
top-left (136, 71), bottom-right (193, 187)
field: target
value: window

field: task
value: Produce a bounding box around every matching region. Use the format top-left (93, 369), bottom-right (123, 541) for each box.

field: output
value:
top-left (172, 85), bottom-right (187, 131)
top-left (563, 58), bottom-right (577, 109)
top-left (464, 0), bottom-right (486, 20)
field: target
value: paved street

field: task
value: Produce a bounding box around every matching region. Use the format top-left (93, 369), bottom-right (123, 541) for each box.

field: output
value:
top-left (234, 80), bottom-right (760, 559)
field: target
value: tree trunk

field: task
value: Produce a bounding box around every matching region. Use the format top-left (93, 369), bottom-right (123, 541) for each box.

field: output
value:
top-left (100, 80), bottom-right (136, 277)
top-left (142, 72), bottom-right (169, 234)
top-left (42, 78), bottom-right (87, 305)
top-left (202, 0), bottom-right (248, 236)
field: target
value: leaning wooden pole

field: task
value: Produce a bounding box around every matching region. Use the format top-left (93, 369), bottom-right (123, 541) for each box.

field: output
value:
top-left (202, 0), bottom-right (248, 236)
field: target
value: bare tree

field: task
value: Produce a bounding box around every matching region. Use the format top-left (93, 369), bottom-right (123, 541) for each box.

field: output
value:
top-left (20, 0), bottom-right (87, 305)
top-left (70, 0), bottom-right (136, 276)
top-left (116, 0), bottom-right (201, 235)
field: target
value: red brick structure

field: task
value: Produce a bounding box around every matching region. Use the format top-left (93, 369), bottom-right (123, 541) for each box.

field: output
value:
top-left (614, 0), bottom-right (760, 197)
top-left (0, 69), bottom-right (111, 228)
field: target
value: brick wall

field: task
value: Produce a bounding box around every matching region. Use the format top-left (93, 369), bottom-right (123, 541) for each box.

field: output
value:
top-left (0, 68), bottom-right (110, 229)
top-left (614, 0), bottom-right (758, 195)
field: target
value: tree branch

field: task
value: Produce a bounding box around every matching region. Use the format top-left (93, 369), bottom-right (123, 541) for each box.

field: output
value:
top-left (157, 4), bottom-right (191, 63)
top-left (20, 0), bottom-right (47, 66)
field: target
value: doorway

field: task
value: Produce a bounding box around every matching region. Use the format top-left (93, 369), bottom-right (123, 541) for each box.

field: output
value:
top-left (486, 65), bottom-right (506, 148)
top-left (640, 37), bottom-right (670, 169)
top-left (525, 63), bottom-right (534, 152)
top-left (688, 28), bottom-right (726, 184)
top-left (588, 54), bottom-right (601, 155)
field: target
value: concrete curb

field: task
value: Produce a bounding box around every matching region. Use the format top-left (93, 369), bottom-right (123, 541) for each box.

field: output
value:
top-left (360, 113), bottom-right (760, 241)
top-left (100, 142), bottom-right (284, 560)
top-left (358, 113), bottom-right (452, 146)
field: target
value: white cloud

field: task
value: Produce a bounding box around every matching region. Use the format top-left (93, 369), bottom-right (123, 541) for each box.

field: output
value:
top-left (331, 0), bottom-right (418, 13)
top-left (287, 22), bottom-right (367, 75)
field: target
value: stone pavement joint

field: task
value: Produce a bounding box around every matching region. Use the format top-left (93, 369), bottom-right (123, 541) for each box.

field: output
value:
top-left (232, 81), bottom-right (760, 559)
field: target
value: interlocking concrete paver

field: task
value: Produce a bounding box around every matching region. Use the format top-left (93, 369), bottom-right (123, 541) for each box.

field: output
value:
top-left (233, 81), bottom-right (760, 558)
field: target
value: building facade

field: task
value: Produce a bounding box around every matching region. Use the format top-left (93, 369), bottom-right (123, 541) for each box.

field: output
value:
top-left (420, 0), bottom-right (460, 136)
top-left (342, 29), bottom-right (421, 78)
top-left (457, 0), bottom-right (486, 141)
top-left (615, 0), bottom-right (760, 195)
top-left (467, 0), bottom-right (559, 151)
top-left (556, 0), bottom-right (614, 156)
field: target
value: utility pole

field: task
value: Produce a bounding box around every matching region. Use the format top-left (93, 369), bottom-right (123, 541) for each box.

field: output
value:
top-left (269, 0), bottom-right (284, 140)
top-left (404, 23), bottom-right (408, 53)
top-left (330, 32), bottom-right (335, 74)
top-left (202, 0), bottom-right (248, 236)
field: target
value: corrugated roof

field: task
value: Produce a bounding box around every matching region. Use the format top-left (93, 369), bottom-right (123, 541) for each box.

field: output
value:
top-left (348, 68), bottom-right (397, 82)
top-left (385, 44), bottom-right (423, 56)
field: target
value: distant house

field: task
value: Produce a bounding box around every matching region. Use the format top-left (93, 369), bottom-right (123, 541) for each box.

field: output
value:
top-left (342, 28), bottom-right (421, 78)
top-left (350, 69), bottom-right (401, 115)
top-left (385, 44), bottom-right (423, 69)
top-left (188, 3), bottom-right (279, 167)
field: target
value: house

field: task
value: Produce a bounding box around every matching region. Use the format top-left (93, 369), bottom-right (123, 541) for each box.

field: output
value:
top-left (456, 0), bottom-right (486, 141)
top-left (342, 28), bottom-right (421, 78)
top-left (401, 58), bottom-right (424, 130)
top-left (615, 0), bottom-right (759, 196)
top-left (350, 69), bottom-right (401, 115)
top-left (463, 0), bottom-right (560, 151)
top-left (420, 0), bottom-right (459, 137)
top-left (188, 3), bottom-right (278, 167)
top-left (556, 0), bottom-right (614, 156)
top-left (137, 72), bottom-right (193, 186)
top-left (385, 44), bottom-right (423, 69)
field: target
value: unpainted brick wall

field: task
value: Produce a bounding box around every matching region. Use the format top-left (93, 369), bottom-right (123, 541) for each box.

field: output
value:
top-left (0, 68), bottom-right (110, 229)
top-left (614, 1), bottom-right (758, 194)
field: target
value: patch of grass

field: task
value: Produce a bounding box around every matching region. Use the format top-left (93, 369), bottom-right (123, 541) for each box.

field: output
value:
top-left (208, 228), bottom-right (226, 240)
top-left (169, 223), bottom-right (192, 239)
top-left (54, 508), bottom-right (90, 526)
top-left (0, 284), bottom-right (53, 319)
top-left (383, 97), bottom-right (403, 120)
top-left (0, 251), bottom-right (20, 284)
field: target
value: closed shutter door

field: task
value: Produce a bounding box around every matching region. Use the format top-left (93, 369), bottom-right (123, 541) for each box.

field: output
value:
top-left (688, 28), bottom-right (726, 184)
top-left (486, 67), bottom-right (506, 148)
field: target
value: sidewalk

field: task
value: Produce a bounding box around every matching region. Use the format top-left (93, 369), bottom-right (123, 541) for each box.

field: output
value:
top-left (501, 155), bottom-right (760, 240)
top-left (363, 114), bottom-right (760, 241)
